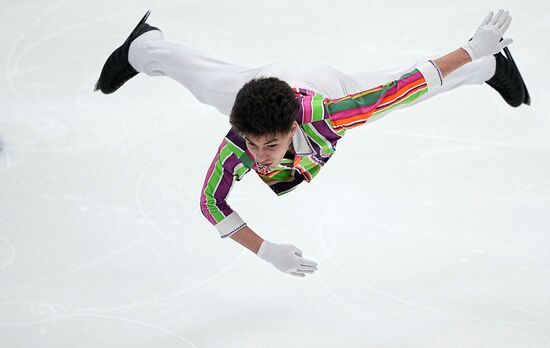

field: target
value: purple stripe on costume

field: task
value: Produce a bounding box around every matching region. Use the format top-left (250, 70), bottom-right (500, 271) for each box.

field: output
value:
top-left (213, 154), bottom-right (240, 212)
top-left (308, 142), bottom-right (330, 166)
top-left (225, 130), bottom-right (246, 149)
top-left (295, 104), bottom-right (303, 123)
top-left (269, 176), bottom-right (304, 195)
top-left (312, 120), bottom-right (341, 145)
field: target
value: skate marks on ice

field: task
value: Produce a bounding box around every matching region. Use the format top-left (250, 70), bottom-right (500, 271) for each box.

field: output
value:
top-left (3, 1), bottom-right (63, 103)
top-left (0, 249), bottom-right (244, 346)
top-left (0, 301), bottom-right (68, 326)
top-left (3, 2), bottom-right (155, 104)
top-left (0, 233), bottom-right (16, 270)
top-left (3, 120), bottom-right (246, 304)
top-left (315, 207), bottom-right (464, 319)
top-left (65, 250), bottom-right (246, 317)
top-left (0, 301), bottom-right (199, 347)
top-left (74, 314), bottom-right (199, 348)
top-left (315, 199), bottom-right (536, 327)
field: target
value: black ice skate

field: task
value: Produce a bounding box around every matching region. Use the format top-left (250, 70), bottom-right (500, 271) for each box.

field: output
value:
top-left (94, 10), bottom-right (160, 94)
top-left (485, 46), bottom-right (530, 107)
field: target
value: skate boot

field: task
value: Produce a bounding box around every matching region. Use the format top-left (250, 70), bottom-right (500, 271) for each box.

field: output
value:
top-left (485, 46), bottom-right (530, 107)
top-left (94, 10), bottom-right (160, 94)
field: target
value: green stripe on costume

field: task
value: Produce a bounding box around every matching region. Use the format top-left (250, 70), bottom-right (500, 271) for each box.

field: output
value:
top-left (372, 88), bottom-right (428, 116)
top-left (204, 144), bottom-right (233, 223)
top-left (264, 169), bottom-right (294, 182)
top-left (301, 123), bottom-right (335, 157)
top-left (225, 138), bottom-right (244, 157)
top-left (326, 84), bottom-right (393, 114)
top-left (235, 165), bottom-right (249, 179)
top-left (239, 153), bottom-right (254, 169)
top-left (311, 94), bottom-right (325, 122)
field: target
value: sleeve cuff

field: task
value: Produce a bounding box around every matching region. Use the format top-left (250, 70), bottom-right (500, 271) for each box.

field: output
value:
top-left (417, 61), bottom-right (443, 95)
top-left (215, 211), bottom-right (247, 238)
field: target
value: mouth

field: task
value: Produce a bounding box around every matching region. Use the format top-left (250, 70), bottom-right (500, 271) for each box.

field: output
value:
top-left (258, 162), bottom-right (273, 169)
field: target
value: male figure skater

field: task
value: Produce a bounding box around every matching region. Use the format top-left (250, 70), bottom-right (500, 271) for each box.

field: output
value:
top-left (95, 10), bottom-right (529, 277)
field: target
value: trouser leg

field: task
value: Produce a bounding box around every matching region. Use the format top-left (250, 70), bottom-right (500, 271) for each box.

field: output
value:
top-left (128, 31), bottom-right (353, 114)
top-left (340, 55), bottom-right (496, 123)
top-left (254, 62), bottom-right (361, 99)
top-left (128, 31), bottom-right (374, 113)
top-left (257, 54), bottom-right (495, 103)
top-left (347, 55), bottom-right (496, 98)
top-left (129, 31), bottom-right (496, 121)
top-left (128, 31), bottom-right (259, 116)
top-left (267, 54), bottom-right (496, 124)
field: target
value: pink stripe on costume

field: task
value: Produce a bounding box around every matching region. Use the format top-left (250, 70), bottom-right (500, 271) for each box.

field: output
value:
top-left (302, 95), bottom-right (312, 124)
top-left (329, 84), bottom-right (397, 121)
top-left (200, 140), bottom-right (226, 225)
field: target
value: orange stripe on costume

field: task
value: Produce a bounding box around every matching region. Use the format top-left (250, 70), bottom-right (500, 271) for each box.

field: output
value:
top-left (379, 78), bottom-right (426, 106)
top-left (330, 78), bottom-right (427, 128)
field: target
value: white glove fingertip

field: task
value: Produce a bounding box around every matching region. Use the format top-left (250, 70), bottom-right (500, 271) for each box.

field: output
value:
top-left (496, 11), bottom-right (510, 28)
top-left (300, 265), bottom-right (318, 271)
top-left (300, 257), bottom-right (318, 267)
top-left (492, 9), bottom-right (504, 25)
top-left (307, 262), bottom-right (319, 268)
top-left (500, 16), bottom-right (512, 33)
top-left (482, 11), bottom-right (493, 25)
top-left (291, 272), bottom-right (306, 278)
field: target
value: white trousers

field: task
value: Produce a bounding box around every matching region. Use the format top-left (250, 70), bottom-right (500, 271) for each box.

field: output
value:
top-left (129, 30), bottom-right (496, 117)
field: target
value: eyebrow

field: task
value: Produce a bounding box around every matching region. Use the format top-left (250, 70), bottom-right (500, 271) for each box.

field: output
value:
top-left (244, 137), bottom-right (279, 146)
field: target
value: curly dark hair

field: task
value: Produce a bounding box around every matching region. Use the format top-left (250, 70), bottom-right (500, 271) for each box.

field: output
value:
top-left (229, 77), bottom-right (299, 136)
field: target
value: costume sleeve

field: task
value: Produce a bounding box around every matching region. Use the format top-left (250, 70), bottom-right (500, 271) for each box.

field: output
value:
top-left (200, 139), bottom-right (250, 238)
top-left (325, 62), bottom-right (443, 133)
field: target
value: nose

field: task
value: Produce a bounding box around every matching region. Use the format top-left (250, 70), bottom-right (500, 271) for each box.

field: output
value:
top-left (256, 149), bottom-right (270, 163)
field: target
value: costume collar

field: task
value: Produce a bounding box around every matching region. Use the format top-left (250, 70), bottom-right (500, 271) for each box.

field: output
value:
top-left (292, 126), bottom-right (315, 156)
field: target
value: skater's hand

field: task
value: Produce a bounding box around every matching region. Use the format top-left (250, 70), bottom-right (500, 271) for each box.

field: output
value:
top-left (462, 9), bottom-right (513, 60)
top-left (257, 240), bottom-right (318, 277)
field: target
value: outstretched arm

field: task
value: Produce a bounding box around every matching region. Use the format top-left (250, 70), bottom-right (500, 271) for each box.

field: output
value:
top-left (435, 9), bottom-right (512, 78)
top-left (325, 9), bottom-right (513, 133)
top-left (230, 225), bottom-right (263, 253)
top-left (201, 139), bottom-right (318, 277)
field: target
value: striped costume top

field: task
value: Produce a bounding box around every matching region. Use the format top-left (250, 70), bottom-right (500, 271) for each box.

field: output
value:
top-left (200, 63), bottom-right (441, 238)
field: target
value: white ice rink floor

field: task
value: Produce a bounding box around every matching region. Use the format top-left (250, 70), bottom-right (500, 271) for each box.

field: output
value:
top-left (1, 1), bottom-right (549, 347)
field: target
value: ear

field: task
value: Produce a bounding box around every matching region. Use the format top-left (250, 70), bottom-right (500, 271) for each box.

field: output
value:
top-left (290, 121), bottom-right (299, 136)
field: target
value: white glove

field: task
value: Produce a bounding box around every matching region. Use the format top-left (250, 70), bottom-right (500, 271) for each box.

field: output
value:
top-left (462, 9), bottom-right (513, 60)
top-left (257, 240), bottom-right (318, 277)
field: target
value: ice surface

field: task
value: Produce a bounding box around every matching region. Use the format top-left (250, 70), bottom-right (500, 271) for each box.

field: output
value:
top-left (1, 1), bottom-right (549, 347)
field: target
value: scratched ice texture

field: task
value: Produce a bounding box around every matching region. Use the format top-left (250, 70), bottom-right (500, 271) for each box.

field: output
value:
top-left (1, 1), bottom-right (549, 347)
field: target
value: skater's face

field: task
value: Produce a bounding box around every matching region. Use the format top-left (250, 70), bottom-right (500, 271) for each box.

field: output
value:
top-left (244, 121), bottom-right (298, 171)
